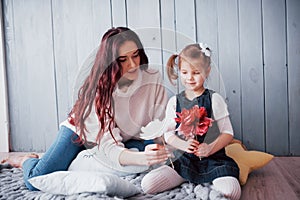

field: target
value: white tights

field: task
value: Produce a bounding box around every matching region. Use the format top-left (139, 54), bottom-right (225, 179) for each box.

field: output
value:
top-left (141, 165), bottom-right (241, 200)
top-left (212, 176), bottom-right (241, 200)
top-left (141, 165), bottom-right (185, 194)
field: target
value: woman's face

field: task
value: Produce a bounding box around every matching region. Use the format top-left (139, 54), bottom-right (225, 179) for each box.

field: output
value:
top-left (118, 40), bottom-right (141, 80)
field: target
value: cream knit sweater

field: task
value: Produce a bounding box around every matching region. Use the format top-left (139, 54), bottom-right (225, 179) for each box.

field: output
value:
top-left (61, 68), bottom-right (168, 166)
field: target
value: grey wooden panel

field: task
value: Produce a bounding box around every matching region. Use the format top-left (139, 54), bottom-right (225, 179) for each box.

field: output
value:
top-left (239, 0), bottom-right (265, 151)
top-left (2, 0), bottom-right (299, 155)
top-left (111, 0), bottom-right (127, 27)
top-left (3, 0), bottom-right (58, 151)
top-left (217, 0), bottom-right (242, 141)
top-left (287, 0), bottom-right (300, 156)
top-left (0, 2), bottom-right (9, 152)
top-left (51, 0), bottom-right (112, 126)
top-left (174, 0), bottom-right (196, 92)
top-left (90, 0), bottom-right (112, 44)
top-left (263, 0), bottom-right (289, 155)
top-left (126, 0), bottom-right (162, 73)
top-left (174, 0), bottom-right (196, 51)
top-left (160, 0), bottom-right (177, 97)
top-left (195, 0), bottom-right (220, 105)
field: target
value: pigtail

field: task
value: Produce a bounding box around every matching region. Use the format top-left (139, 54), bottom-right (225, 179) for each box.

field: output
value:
top-left (167, 54), bottom-right (179, 85)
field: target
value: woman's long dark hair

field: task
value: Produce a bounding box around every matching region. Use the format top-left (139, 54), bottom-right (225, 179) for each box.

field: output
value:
top-left (69, 27), bottom-right (148, 144)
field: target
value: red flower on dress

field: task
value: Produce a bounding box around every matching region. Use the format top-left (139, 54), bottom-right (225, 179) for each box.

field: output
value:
top-left (175, 105), bottom-right (213, 138)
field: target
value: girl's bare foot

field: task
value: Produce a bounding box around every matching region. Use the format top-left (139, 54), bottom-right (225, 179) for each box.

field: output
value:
top-left (1, 153), bottom-right (39, 168)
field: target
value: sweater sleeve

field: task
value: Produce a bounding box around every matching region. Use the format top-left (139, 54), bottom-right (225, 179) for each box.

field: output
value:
top-left (163, 96), bottom-right (177, 142)
top-left (151, 71), bottom-right (169, 120)
top-left (98, 127), bottom-right (126, 167)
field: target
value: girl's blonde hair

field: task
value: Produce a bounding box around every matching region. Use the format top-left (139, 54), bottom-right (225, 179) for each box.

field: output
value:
top-left (167, 43), bottom-right (211, 85)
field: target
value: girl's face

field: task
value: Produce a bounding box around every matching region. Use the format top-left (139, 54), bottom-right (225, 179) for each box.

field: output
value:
top-left (118, 40), bottom-right (141, 81)
top-left (180, 59), bottom-right (209, 94)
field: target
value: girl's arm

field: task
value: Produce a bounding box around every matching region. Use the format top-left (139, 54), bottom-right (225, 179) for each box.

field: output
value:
top-left (206, 114), bottom-right (234, 155)
top-left (166, 135), bottom-right (199, 153)
top-left (195, 132), bottom-right (233, 157)
top-left (209, 132), bottom-right (233, 154)
top-left (195, 93), bottom-right (234, 157)
top-left (163, 96), bottom-right (199, 153)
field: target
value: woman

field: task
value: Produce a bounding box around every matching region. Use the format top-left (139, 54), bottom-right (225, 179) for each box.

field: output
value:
top-left (5, 27), bottom-right (169, 190)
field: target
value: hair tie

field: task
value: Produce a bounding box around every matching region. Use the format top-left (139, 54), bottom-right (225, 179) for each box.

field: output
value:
top-left (199, 43), bottom-right (211, 57)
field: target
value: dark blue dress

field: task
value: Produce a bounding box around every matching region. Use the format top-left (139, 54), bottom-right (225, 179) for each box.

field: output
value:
top-left (171, 89), bottom-right (239, 184)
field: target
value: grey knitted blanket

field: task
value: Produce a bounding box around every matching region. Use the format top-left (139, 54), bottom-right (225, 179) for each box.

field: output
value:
top-left (0, 164), bottom-right (228, 200)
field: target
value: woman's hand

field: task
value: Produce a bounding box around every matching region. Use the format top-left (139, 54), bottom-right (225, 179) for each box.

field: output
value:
top-left (194, 143), bottom-right (212, 158)
top-left (119, 143), bottom-right (169, 166)
top-left (142, 144), bottom-right (169, 166)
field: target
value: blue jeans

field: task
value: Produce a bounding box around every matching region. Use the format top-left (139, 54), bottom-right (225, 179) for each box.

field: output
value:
top-left (22, 126), bottom-right (85, 190)
top-left (124, 139), bottom-right (154, 151)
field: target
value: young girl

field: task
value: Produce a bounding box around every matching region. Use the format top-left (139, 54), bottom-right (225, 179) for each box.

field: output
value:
top-left (141, 43), bottom-right (241, 200)
top-left (4, 27), bottom-right (170, 190)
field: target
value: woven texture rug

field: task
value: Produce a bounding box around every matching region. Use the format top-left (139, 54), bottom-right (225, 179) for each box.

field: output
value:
top-left (0, 164), bottom-right (228, 200)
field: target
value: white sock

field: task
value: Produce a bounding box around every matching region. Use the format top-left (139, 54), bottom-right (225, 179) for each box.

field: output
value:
top-left (141, 165), bottom-right (185, 194)
top-left (212, 176), bottom-right (241, 200)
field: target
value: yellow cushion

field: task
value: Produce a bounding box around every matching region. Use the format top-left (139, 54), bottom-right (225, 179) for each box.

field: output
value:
top-left (225, 142), bottom-right (274, 185)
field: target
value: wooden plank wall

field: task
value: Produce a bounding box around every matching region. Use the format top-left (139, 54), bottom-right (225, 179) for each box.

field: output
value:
top-left (0, 2), bottom-right (9, 152)
top-left (239, 0), bottom-right (265, 156)
top-left (2, 0), bottom-right (299, 156)
top-left (3, 0), bottom-right (58, 152)
top-left (287, 0), bottom-right (300, 156)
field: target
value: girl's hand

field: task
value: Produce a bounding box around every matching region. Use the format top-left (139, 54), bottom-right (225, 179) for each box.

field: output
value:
top-left (194, 143), bottom-right (212, 158)
top-left (142, 144), bottom-right (169, 166)
top-left (183, 138), bottom-right (199, 153)
top-left (166, 135), bottom-right (199, 153)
